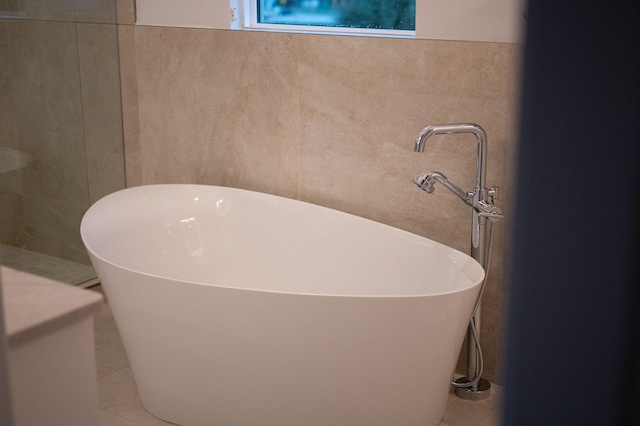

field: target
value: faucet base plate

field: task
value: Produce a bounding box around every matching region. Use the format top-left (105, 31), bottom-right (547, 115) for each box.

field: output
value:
top-left (453, 377), bottom-right (491, 401)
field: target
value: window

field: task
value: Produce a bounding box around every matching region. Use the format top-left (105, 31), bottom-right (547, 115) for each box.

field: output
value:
top-left (240, 0), bottom-right (416, 37)
top-left (136, 0), bottom-right (524, 44)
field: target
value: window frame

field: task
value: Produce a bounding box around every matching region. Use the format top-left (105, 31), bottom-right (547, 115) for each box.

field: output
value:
top-left (235, 0), bottom-right (416, 38)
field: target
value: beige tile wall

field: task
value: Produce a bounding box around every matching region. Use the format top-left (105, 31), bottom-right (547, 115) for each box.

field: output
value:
top-left (0, 19), bottom-right (89, 262)
top-left (0, 0), bottom-right (125, 264)
top-left (118, 14), bottom-right (521, 383)
top-left (77, 22), bottom-right (126, 204)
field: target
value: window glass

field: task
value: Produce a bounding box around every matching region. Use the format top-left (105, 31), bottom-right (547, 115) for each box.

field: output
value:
top-left (257, 0), bottom-right (415, 31)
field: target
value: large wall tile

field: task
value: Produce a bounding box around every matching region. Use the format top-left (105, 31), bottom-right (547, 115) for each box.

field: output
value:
top-left (116, 0), bottom-right (134, 24)
top-left (77, 22), bottom-right (126, 203)
top-left (74, 0), bottom-right (117, 24)
top-left (132, 27), bottom-right (300, 198)
top-left (118, 24), bottom-right (142, 186)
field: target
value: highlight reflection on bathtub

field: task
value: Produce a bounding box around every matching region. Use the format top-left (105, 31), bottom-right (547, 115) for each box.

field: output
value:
top-left (81, 184), bottom-right (484, 426)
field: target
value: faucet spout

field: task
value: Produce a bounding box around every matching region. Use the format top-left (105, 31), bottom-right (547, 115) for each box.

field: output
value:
top-left (414, 123), bottom-right (487, 193)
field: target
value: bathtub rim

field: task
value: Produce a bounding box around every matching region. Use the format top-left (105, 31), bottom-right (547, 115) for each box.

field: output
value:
top-left (81, 184), bottom-right (486, 299)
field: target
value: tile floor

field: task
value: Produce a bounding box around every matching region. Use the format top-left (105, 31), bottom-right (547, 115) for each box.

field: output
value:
top-left (90, 285), bottom-right (503, 426)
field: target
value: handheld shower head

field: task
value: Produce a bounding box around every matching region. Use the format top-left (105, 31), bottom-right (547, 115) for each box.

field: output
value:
top-left (413, 171), bottom-right (472, 204)
top-left (413, 172), bottom-right (437, 193)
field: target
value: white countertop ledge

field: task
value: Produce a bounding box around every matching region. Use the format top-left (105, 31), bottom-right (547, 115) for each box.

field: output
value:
top-left (2, 266), bottom-right (103, 347)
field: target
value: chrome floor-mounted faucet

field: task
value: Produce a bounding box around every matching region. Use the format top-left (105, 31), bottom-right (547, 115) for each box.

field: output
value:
top-left (413, 123), bottom-right (503, 400)
top-left (414, 124), bottom-right (503, 248)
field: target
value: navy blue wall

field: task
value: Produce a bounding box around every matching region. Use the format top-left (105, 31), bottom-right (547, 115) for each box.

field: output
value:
top-left (504, 2), bottom-right (640, 425)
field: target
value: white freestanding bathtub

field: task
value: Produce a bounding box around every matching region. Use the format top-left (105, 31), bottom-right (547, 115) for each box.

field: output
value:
top-left (81, 184), bottom-right (484, 426)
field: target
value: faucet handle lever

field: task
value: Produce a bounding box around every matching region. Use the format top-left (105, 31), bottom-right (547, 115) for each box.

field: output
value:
top-left (475, 200), bottom-right (504, 222)
top-left (488, 186), bottom-right (499, 204)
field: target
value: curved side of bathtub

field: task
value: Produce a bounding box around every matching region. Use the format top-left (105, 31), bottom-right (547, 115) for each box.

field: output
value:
top-left (93, 260), bottom-right (478, 426)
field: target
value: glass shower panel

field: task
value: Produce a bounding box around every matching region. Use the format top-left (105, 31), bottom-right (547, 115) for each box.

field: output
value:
top-left (0, 0), bottom-right (124, 286)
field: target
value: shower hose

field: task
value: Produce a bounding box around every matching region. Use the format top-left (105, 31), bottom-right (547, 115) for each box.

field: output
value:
top-left (452, 219), bottom-right (497, 389)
